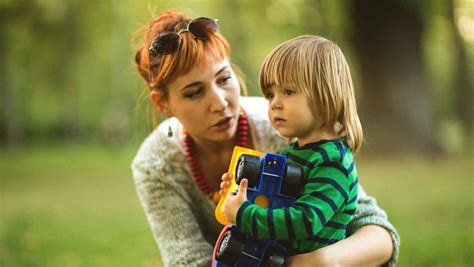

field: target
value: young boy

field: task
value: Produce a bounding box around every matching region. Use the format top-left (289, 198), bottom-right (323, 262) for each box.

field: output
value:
top-left (221, 35), bottom-right (361, 255)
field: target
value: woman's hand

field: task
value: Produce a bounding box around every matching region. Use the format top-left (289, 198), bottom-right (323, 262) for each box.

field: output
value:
top-left (286, 225), bottom-right (393, 267)
top-left (219, 172), bottom-right (233, 196)
top-left (285, 247), bottom-right (336, 267)
top-left (221, 178), bottom-right (248, 224)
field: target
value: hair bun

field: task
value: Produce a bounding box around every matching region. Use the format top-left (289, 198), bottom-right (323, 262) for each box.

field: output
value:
top-left (135, 50), bottom-right (142, 65)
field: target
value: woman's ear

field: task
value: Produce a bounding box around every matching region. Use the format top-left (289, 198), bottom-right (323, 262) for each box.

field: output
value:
top-left (150, 90), bottom-right (173, 117)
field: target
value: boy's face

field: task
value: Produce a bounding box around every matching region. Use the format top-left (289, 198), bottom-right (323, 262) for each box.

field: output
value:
top-left (265, 85), bottom-right (322, 145)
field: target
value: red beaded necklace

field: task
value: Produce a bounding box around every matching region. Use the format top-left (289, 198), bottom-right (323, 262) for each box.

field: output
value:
top-left (183, 111), bottom-right (249, 199)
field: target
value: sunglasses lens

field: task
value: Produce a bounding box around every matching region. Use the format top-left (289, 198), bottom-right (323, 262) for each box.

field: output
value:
top-left (149, 17), bottom-right (218, 57)
top-left (153, 32), bottom-right (179, 55)
top-left (189, 17), bottom-right (218, 39)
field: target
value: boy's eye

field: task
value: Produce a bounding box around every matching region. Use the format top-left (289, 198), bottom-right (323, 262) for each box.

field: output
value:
top-left (265, 92), bottom-right (275, 100)
top-left (283, 88), bottom-right (295, 96)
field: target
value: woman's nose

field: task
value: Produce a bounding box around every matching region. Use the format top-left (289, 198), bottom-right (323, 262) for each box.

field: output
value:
top-left (209, 87), bottom-right (228, 112)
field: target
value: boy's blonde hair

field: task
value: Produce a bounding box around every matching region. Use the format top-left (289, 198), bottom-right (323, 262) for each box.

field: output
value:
top-left (260, 35), bottom-right (363, 154)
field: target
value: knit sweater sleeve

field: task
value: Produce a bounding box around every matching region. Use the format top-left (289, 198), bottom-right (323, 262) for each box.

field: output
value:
top-left (347, 186), bottom-right (400, 267)
top-left (131, 130), bottom-right (213, 267)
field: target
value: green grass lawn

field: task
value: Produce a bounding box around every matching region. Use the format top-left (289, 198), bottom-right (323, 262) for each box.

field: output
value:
top-left (0, 144), bottom-right (162, 267)
top-left (357, 155), bottom-right (473, 266)
top-left (1, 144), bottom-right (473, 266)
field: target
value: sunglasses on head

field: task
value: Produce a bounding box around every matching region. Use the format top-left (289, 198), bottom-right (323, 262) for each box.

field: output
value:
top-left (148, 17), bottom-right (218, 57)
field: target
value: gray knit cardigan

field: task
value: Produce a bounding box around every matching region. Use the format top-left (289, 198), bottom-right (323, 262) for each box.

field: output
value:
top-left (131, 97), bottom-right (399, 267)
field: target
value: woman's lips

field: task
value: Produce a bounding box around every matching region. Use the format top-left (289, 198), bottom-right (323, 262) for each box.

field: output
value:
top-left (211, 117), bottom-right (233, 131)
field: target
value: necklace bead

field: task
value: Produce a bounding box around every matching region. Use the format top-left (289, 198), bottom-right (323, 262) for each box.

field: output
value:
top-left (183, 112), bottom-right (249, 201)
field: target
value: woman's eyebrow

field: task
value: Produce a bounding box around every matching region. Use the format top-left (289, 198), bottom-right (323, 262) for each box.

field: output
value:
top-left (215, 66), bottom-right (229, 77)
top-left (180, 66), bottom-right (230, 91)
top-left (181, 81), bottom-right (202, 91)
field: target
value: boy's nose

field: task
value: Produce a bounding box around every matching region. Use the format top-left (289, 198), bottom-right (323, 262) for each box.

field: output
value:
top-left (270, 98), bottom-right (283, 110)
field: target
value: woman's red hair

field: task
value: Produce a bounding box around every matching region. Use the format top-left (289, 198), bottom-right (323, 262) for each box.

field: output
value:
top-left (134, 11), bottom-right (231, 95)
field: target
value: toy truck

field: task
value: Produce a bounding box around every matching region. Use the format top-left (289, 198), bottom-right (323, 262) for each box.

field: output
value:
top-left (212, 146), bottom-right (303, 267)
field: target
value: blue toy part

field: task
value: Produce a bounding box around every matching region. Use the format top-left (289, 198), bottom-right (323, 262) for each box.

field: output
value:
top-left (245, 153), bottom-right (295, 210)
top-left (212, 151), bottom-right (303, 267)
top-left (212, 225), bottom-right (286, 267)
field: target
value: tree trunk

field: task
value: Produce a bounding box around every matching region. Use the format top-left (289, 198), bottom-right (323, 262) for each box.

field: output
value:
top-left (0, 5), bottom-right (24, 148)
top-left (448, 0), bottom-right (473, 151)
top-left (349, 0), bottom-right (441, 154)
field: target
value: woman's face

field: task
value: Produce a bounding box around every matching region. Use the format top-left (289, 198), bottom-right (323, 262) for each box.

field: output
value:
top-left (158, 58), bottom-right (241, 143)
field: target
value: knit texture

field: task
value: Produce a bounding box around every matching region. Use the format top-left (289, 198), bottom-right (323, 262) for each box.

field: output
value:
top-left (131, 96), bottom-right (399, 267)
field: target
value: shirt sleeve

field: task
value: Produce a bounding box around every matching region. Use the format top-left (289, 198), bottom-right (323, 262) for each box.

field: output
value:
top-left (236, 163), bottom-right (350, 241)
top-left (347, 186), bottom-right (400, 267)
top-left (132, 150), bottom-right (213, 267)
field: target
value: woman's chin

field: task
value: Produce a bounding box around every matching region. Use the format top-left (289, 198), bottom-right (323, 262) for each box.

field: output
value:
top-left (212, 131), bottom-right (235, 143)
top-left (210, 125), bottom-right (238, 143)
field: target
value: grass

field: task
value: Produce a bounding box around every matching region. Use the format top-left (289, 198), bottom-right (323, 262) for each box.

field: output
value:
top-left (0, 144), bottom-right (473, 266)
top-left (357, 154), bottom-right (473, 266)
top-left (0, 143), bottom-right (162, 267)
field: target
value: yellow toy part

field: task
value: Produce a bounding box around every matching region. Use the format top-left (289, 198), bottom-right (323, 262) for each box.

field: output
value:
top-left (215, 146), bottom-right (265, 225)
top-left (254, 194), bottom-right (269, 208)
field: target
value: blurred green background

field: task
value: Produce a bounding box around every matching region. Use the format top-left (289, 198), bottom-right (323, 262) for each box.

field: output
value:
top-left (1, 0), bottom-right (473, 266)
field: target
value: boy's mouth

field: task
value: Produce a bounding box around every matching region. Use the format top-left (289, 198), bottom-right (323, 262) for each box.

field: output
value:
top-left (273, 117), bottom-right (286, 126)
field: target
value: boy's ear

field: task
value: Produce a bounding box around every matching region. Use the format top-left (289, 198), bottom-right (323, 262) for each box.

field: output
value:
top-left (150, 90), bottom-right (173, 117)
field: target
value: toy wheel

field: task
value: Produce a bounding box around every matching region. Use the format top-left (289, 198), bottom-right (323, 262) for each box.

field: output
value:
top-left (235, 154), bottom-right (262, 188)
top-left (281, 163), bottom-right (303, 196)
top-left (215, 228), bottom-right (246, 264)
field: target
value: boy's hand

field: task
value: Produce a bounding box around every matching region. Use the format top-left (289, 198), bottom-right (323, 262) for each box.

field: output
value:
top-left (221, 178), bottom-right (248, 224)
top-left (219, 172), bottom-right (233, 197)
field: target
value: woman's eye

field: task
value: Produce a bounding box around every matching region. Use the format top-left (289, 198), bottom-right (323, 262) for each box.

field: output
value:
top-left (184, 88), bottom-right (203, 99)
top-left (219, 75), bottom-right (232, 84)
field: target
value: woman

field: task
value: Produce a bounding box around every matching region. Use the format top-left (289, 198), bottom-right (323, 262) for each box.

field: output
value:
top-left (132, 11), bottom-right (399, 267)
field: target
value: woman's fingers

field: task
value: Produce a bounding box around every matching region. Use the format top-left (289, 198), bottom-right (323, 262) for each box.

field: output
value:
top-left (221, 172), bottom-right (233, 181)
top-left (220, 180), bottom-right (230, 189)
top-left (219, 173), bottom-right (233, 195)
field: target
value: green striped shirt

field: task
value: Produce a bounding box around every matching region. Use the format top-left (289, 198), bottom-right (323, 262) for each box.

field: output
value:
top-left (236, 139), bottom-right (359, 253)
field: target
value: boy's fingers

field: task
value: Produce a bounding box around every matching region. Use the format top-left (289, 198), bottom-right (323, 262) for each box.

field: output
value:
top-left (237, 178), bottom-right (248, 198)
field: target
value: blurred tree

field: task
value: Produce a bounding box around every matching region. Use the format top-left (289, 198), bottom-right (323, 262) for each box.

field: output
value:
top-left (1, 0), bottom-right (83, 146)
top-left (1, 0), bottom-right (469, 154)
top-left (349, 0), bottom-right (441, 154)
top-left (219, 0), bottom-right (249, 74)
top-left (0, 0), bottom-right (33, 148)
top-left (45, 2), bottom-right (83, 141)
top-left (0, 3), bottom-right (23, 147)
top-left (101, 3), bottom-right (133, 145)
top-left (448, 0), bottom-right (473, 148)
